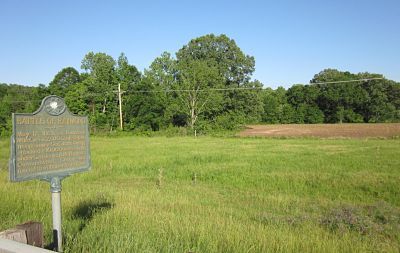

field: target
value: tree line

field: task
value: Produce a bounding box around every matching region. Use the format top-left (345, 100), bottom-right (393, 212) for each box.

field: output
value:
top-left (1, 34), bottom-right (399, 136)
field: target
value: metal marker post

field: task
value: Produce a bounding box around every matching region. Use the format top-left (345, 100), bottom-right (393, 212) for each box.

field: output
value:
top-left (50, 177), bottom-right (63, 252)
top-left (9, 96), bottom-right (91, 252)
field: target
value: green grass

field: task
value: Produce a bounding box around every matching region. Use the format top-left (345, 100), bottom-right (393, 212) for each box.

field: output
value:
top-left (0, 136), bottom-right (399, 252)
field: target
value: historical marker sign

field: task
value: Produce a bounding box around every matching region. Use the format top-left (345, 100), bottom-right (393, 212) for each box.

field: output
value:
top-left (9, 95), bottom-right (91, 182)
top-left (8, 95), bottom-right (90, 252)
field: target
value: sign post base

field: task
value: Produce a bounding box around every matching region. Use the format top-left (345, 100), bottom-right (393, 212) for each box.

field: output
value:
top-left (50, 177), bottom-right (63, 252)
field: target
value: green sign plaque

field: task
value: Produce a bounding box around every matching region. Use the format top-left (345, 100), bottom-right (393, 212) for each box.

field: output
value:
top-left (9, 95), bottom-right (91, 182)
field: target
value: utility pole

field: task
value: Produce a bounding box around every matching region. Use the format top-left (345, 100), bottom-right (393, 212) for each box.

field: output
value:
top-left (115, 83), bottom-right (125, 130)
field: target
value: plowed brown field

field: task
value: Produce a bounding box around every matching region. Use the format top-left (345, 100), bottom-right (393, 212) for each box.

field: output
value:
top-left (239, 123), bottom-right (400, 138)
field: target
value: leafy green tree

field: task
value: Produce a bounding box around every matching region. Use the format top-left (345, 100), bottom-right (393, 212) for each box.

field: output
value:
top-left (261, 87), bottom-right (280, 123)
top-left (225, 80), bottom-right (264, 124)
top-left (116, 53), bottom-right (141, 92)
top-left (125, 52), bottom-right (175, 130)
top-left (302, 104), bottom-right (324, 123)
top-left (126, 77), bottom-right (165, 131)
top-left (81, 52), bottom-right (117, 115)
top-left (175, 34), bottom-right (262, 130)
top-left (310, 69), bottom-right (400, 123)
top-left (311, 69), bottom-right (356, 83)
top-left (262, 86), bottom-right (299, 124)
top-left (287, 84), bottom-right (323, 123)
top-left (176, 34), bottom-right (255, 86)
top-left (175, 59), bottom-right (224, 130)
top-left (0, 83), bottom-right (49, 135)
top-left (81, 52), bottom-right (118, 131)
top-left (48, 67), bottom-right (80, 97)
top-left (335, 106), bottom-right (364, 123)
top-left (384, 80), bottom-right (400, 109)
top-left (279, 104), bottom-right (296, 124)
top-left (360, 78), bottom-right (394, 122)
top-left (115, 53), bottom-right (142, 128)
top-left (383, 80), bottom-right (400, 122)
top-left (64, 82), bottom-right (88, 115)
top-left (312, 69), bottom-right (366, 123)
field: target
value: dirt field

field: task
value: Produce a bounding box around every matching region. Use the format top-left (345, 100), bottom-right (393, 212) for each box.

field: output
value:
top-left (239, 123), bottom-right (400, 138)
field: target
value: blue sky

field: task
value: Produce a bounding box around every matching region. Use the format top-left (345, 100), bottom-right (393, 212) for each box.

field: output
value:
top-left (0, 0), bottom-right (399, 88)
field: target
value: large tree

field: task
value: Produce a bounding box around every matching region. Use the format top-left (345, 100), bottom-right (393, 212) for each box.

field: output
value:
top-left (175, 34), bottom-right (262, 130)
top-left (359, 75), bottom-right (396, 122)
top-left (115, 53), bottom-right (142, 129)
top-left (176, 34), bottom-right (255, 86)
top-left (125, 52), bottom-right (174, 130)
top-left (48, 67), bottom-right (80, 97)
top-left (287, 84), bottom-right (324, 123)
top-left (81, 52), bottom-right (117, 115)
top-left (175, 59), bottom-right (224, 129)
top-left (308, 69), bottom-right (399, 123)
top-left (311, 69), bottom-right (366, 123)
top-left (116, 53), bottom-right (141, 92)
top-left (80, 52), bottom-right (118, 130)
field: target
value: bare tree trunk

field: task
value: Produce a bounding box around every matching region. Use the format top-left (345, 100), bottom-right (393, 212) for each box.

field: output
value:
top-left (190, 107), bottom-right (196, 129)
top-left (189, 91), bottom-right (197, 129)
top-left (102, 98), bottom-right (107, 113)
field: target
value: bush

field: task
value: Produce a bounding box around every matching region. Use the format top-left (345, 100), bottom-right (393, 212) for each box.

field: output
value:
top-left (320, 202), bottom-right (400, 236)
top-left (161, 126), bottom-right (188, 137)
top-left (213, 111), bottom-right (246, 131)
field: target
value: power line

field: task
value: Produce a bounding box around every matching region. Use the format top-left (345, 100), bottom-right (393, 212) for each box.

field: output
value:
top-left (127, 86), bottom-right (260, 93)
top-left (308, 78), bottom-right (383, 85)
top-left (123, 78), bottom-right (383, 93)
top-left (0, 100), bottom-right (42, 103)
top-left (0, 78), bottom-right (385, 102)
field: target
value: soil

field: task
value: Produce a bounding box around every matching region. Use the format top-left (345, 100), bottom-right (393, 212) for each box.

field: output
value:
top-left (238, 123), bottom-right (400, 138)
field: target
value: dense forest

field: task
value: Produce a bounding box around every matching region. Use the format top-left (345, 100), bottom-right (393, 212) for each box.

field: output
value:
top-left (1, 34), bottom-right (399, 136)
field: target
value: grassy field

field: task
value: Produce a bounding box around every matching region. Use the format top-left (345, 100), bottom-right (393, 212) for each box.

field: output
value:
top-left (0, 136), bottom-right (399, 252)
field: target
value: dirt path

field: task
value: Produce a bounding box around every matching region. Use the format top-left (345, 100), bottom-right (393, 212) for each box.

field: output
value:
top-left (239, 123), bottom-right (400, 138)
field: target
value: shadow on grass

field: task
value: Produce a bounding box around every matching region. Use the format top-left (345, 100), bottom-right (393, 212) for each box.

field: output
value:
top-left (72, 196), bottom-right (114, 231)
top-left (45, 196), bottom-right (115, 250)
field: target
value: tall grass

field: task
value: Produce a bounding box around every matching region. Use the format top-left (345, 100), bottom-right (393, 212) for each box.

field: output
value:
top-left (0, 136), bottom-right (399, 252)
